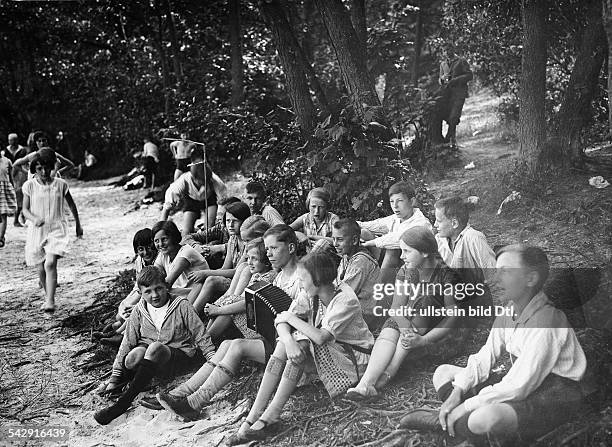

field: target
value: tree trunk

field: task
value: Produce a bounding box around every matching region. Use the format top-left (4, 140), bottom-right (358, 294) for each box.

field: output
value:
top-left (259, 0), bottom-right (316, 134)
top-left (228, 0), bottom-right (244, 106)
top-left (548, 0), bottom-right (606, 167)
top-left (162, 0), bottom-right (184, 88)
top-left (314, 0), bottom-right (380, 119)
top-left (350, 0), bottom-right (367, 61)
top-left (154, 1), bottom-right (171, 119)
top-left (602, 0), bottom-right (612, 137)
top-left (411, 0), bottom-right (423, 88)
top-left (518, 0), bottom-right (547, 176)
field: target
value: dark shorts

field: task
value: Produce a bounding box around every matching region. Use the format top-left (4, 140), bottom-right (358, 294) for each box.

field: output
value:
top-left (176, 158), bottom-right (190, 172)
top-left (182, 194), bottom-right (217, 213)
top-left (446, 95), bottom-right (466, 126)
top-left (468, 373), bottom-right (585, 440)
top-left (128, 343), bottom-right (204, 378)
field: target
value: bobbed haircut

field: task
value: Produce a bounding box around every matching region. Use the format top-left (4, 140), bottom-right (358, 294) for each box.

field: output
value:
top-left (435, 196), bottom-right (470, 227)
top-left (225, 201), bottom-right (251, 222)
top-left (333, 218), bottom-right (361, 239)
top-left (245, 181), bottom-right (266, 197)
top-left (241, 215), bottom-right (270, 240)
top-left (151, 220), bottom-right (182, 246)
top-left (29, 148), bottom-right (57, 174)
top-left (263, 224), bottom-right (298, 248)
top-left (137, 265), bottom-right (167, 288)
top-left (298, 251), bottom-right (337, 287)
top-left (388, 181), bottom-right (415, 200)
top-left (245, 237), bottom-right (271, 267)
top-left (133, 228), bottom-right (154, 252)
top-left (495, 244), bottom-right (550, 292)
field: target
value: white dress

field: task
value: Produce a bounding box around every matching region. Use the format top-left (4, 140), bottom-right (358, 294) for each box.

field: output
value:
top-left (22, 177), bottom-right (71, 266)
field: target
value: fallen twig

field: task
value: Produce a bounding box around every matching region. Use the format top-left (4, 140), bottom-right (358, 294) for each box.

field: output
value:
top-left (356, 429), bottom-right (408, 447)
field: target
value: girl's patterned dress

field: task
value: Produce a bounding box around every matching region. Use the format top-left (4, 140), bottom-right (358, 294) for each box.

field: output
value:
top-left (0, 157), bottom-right (17, 215)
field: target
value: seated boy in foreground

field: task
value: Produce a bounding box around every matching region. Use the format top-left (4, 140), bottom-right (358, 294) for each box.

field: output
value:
top-left (94, 266), bottom-right (215, 425)
top-left (399, 245), bottom-right (586, 445)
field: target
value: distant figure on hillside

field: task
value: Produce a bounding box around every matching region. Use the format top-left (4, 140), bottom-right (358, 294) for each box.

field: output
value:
top-left (76, 149), bottom-right (98, 180)
top-left (142, 137), bottom-right (159, 188)
top-left (170, 133), bottom-right (193, 181)
top-left (435, 46), bottom-right (473, 147)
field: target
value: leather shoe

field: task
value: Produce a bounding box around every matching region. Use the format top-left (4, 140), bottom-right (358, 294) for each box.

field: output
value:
top-left (139, 395), bottom-right (163, 410)
top-left (157, 392), bottom-right (201, 421)
top-left (398, 408), bottom-right (441, 431)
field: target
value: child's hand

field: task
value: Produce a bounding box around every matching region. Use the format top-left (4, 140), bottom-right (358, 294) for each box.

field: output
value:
top-left (188, 270), bottom-right (208, 283)
top-left (274, 311), bottom-right (294, 326)
top-left (76, 224), bottom-right (83, 238)
top-left (285, 340), bottom-right (305, 364)
top-left (204, 303), bottom-right (220, 317)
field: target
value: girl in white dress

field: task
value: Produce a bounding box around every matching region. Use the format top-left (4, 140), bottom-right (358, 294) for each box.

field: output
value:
top-left (22, 149), bottom-right (82, 312)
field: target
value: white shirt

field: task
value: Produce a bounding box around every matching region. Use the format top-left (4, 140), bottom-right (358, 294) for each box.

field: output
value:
top-left (436, 224), bottom-right (496, 284)
top-left (163, 171), bottom-right (227, 211)
top-left (358, 208), bottom-right (433, 249)
top-left (453, 292), bottom-right (586, 412)
top-left (147, 301), bottom-right (169, 332)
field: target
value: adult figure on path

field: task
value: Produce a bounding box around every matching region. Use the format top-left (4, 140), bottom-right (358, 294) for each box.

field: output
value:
top-left (437, 46), bottom-right (473, 147)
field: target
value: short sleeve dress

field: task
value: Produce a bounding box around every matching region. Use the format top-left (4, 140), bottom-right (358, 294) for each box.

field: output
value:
top-left (0, 157), bottom-right (17, 216)
top-left (22, 177), bottom-right (71, 266)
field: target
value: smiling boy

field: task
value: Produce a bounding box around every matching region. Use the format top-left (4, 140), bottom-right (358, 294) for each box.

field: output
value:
top-left (94, 266), bottom-right (215, 425)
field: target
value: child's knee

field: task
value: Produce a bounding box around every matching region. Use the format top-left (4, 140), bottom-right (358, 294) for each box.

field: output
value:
top-left (146, 341), bottom-right (169, 356)
top-left (44, 256), bottom-right (58, 269)
top-left (468, 405), bottom-right (510, 435)
top-left (125, 347), bottom-right (146, 368)
top-left (204, 275), bottom-right (224, 288)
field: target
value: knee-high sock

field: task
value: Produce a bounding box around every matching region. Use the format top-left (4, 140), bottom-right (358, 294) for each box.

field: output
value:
top-left (186, 362), bottom-right (235, 410)
top-left (171, 361), bottom-right (216, 397)
top-left (247, 356), bottom-right (286, 422)
top-left (116, 359), bottom-right (157, 408)
top-left (260, 361), bottom-right (304, 422)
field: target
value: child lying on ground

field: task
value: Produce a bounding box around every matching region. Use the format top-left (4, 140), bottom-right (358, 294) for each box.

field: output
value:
top-left (94, 266), bottom-right (216, 425)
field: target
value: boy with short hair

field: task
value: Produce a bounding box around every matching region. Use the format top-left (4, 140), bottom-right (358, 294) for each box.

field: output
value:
top-left (94, 266), bottom-right (215, 425)
top-left (400, 245), bottom-right (587, 444)
top-left (244, 181), bottom-right (284, 226)
top-left (434, 196), bottom-right (496, 288)
top-left (358, 181), bottom-right (432, 283)
top-left (332, 218), bottom-right (380, 329)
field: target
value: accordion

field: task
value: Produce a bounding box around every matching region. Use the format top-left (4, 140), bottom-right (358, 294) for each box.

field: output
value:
top-left (245, 281), bottom-right (293, 345)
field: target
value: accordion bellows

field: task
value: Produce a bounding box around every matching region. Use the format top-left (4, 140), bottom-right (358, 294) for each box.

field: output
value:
top-left (245, 281), bottom-right (293, 345)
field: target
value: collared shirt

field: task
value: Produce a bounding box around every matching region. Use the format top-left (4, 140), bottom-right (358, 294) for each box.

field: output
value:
top-left (301, 211), bottom-right (339, 238)
top-left (163, 171), bottom-right (227, 211)
top-left (260, 204), bottom-right (285, 227)
top-left (147, 301), bottom-right (169, 332)
top-left (358, 208), bottom-right (433, 249)
top-left (436, 224), bottom-right (496, 284)
top-left (452, 292), bottom-right (586, 412)
top-left (336, 249), bottom-right (380, 316)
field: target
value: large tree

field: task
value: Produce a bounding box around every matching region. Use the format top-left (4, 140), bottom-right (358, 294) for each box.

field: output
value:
top-left (228, 0), bottom-right (244, 106)
top-left (518, 0), bottom-right (547, 176)
top-left (602, 0), bottom-right (612, 137)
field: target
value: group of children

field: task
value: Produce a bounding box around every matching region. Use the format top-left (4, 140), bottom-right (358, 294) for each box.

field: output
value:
top-left (79, 161), bottom-right (587, 446)
top-left (2, 130), bottom-right (587, 444)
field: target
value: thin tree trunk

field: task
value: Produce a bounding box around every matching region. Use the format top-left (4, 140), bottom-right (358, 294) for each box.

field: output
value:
top-left (518, 0), bottom-right (547, 176)
top-left (259, 0), bottom-right (316, 134)
top-left (549, 0), bottom-right (606, 167)
top-left (162, 0), bottom-right (184, 87)
top-left (602, 0), bottom-right (612, 137)
top-left (154, 2), bottom-right (171, 118)
top-left (228, 0), bottom-right (244, 106)
top-left (314, 0), bottom-right (379, 119)
top-left (350, 0), bottom-right (367, 61)
top-left (411, 0), bottom-right (423, 88)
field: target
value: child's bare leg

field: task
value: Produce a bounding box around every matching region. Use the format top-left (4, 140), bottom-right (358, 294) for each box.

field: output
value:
top-left (193, 276), bottom-right (229, 314)
top-left (183, 211), bottom-right (199, 234)
top-left (186, 282), bottom-right (204, 306)
top-left (42, 254), bottom-right (59, 310)
top-left (0, 214), bottom-right (7, 243)
top-left (373, 339), bottom-right (411, 389)
top-left (37, 262), bottom-right (46, 293)
top-left (207, 316), bottom-right (232, 339)
top-left (350, 328), bottom-right (399, 394)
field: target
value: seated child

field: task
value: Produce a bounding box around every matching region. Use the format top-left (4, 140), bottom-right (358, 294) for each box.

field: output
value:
top-left (94, 266), bottom-right (216, 425)
top-left (289, 187), bottom-right (338, 247)
top-left (161, 147), bottom-right (227, 233)
top-left (346, 226), bottom-right (475, 400)
top-left (228, 251), bottom-right (374, 444)
top-left (96, 229), bottom-right (158, 346)
top-left (434, 196), bottom-right (496, 297)
top-left (332, 218), bottom-right (380, 329)
top-left (399, 245), bottom-right (587, 445)
top-left (155, 225), bottom-right (308, 421)
top-left (190, 201), bottom-right (251, 313)
top-left (358, 181), bottom-right (432, 284)
top-left (243, 181), bottom-right (284, 227)
top-left (152, 220), bottom-right (209, 304)
top-left (204, 238), bottom-right (276, 343)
